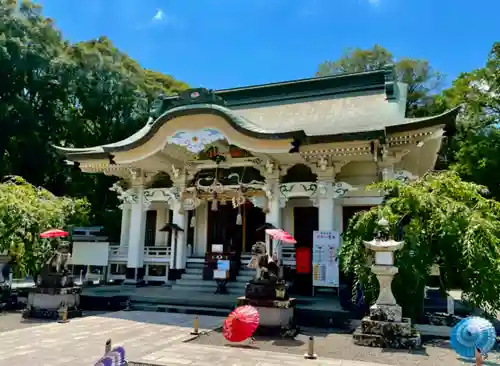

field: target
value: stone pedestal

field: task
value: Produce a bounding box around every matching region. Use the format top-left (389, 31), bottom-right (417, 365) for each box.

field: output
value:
top-left (22, 287), bottom-right (82, 320)
top-left (237, 297), bottom-right (297, 337)
top-left (353, 218), bottom-right (421, 349)
top-left (237, 279), bottom-right (297, 337)
top-left (244, 279), bottom-right (289, 301)
top-left (353, 307), bottom-right (421, 349)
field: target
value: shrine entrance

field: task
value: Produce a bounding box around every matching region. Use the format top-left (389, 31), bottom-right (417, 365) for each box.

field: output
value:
top-left (206, 201), bottom-right (265, 254)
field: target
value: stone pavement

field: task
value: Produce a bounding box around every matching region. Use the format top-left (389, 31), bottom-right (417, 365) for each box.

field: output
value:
top-left (132, 343), bottom-right (393, 366)
top-left (0, 311), bottom-right (224, 366)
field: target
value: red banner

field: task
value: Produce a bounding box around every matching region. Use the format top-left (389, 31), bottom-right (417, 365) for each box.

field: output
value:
top-left (295, 247), bottom-right (311, 274)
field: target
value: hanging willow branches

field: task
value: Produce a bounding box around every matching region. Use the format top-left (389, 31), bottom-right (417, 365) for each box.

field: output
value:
top-left (339, 171), bottom-right (500, 319)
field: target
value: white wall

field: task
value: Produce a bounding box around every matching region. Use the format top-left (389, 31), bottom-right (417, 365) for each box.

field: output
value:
top-left (71, 242), bottom-right (110, 266)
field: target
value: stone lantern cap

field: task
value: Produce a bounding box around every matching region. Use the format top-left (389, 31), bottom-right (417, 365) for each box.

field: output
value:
top-left (363, 218), bottom-right (404, 252)
top-left (363, 239), bottom-right (404, 252)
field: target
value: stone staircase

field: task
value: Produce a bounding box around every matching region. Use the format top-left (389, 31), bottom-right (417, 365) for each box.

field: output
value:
top-left (170, 253), bottom-right (254, 294)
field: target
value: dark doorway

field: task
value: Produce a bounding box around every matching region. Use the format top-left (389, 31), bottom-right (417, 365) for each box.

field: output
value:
top-left (293, 206), bottom-right (318, 296)
top-left (206, 201), bottom-right (265, 254)
top-left (207, 204), bottom-right (240, 252)
top-left (243, 202), bottom-right (266, 253)
top-left (144, 210), bottom-right (157, 247)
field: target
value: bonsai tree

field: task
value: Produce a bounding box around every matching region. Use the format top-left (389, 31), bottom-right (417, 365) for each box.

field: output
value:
top-left (339, 171), bottom-right (500, 319)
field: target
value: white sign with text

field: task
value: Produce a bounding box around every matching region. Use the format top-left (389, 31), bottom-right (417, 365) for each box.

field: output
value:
top-left (312, 230), bottom-right (340, 288)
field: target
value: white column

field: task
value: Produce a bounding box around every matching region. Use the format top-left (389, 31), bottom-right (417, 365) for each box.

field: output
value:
top-left (119, 204), bottom-right (131, 246)
top-left (173, 203), bottom-right (188, 270)
top-left (265, 178), bottom-right (282, 258)
top-left (333, 200), bottom-right (343, 234)
top-left (126, 186), bottom-right (146, 274)
top-left (318, 187), bottom-right (334, 231)
top-left (316, 168), bottom-right (336, 232)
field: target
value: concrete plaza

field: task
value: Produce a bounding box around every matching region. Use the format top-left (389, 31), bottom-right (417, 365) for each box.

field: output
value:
top-left (0, 311), bottom-right (392, 366)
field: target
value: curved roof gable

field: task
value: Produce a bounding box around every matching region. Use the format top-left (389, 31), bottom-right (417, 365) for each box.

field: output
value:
top-left (53, 68), bottom-right (460, 160)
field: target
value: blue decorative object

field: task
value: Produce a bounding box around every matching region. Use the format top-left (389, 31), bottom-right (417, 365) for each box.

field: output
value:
top-left (450, 316), bottom-right (496, 358)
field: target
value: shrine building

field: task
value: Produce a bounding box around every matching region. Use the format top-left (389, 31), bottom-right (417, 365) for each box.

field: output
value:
top-left (54, 66), bottom-right (458, 295)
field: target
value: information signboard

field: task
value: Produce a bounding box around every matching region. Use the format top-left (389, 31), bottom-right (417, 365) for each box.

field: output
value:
top-left (312, 230), bottom-right (340, 288)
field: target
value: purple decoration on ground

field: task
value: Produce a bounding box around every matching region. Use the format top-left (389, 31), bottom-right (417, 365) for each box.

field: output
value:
top-left (108, 346), bottom-right (126, 366)
top-left (94, 356), bottom-right (114, 366)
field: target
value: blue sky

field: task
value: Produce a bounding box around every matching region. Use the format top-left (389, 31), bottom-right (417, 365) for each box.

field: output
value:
top-left (38, 0), bottom-right (499, 90)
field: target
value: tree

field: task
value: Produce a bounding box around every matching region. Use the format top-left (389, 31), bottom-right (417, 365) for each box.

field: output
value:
top-left (439, 42), bottom-right (500, 197)
top-left (0, 0), bottom-right (188, 239)
top-left (339, 172), bottom-right (500, 319)
top-left (316, 45), bottom-right (444, 117)
top-left (0, 176), bottom-right (90, 276)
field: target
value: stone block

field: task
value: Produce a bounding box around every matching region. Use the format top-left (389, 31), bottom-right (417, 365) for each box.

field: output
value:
top-left (361, 317), bottom-right (412, 337)
top-left (27, 291), bottom-right (80, 310)
top-left (370, 303), bottom-right (402, 322)
top-left (236, 296), bottom-right (296, 308)
top-left (244, 280), bottom-right (289, 300)
top-left (353, 328), bottom-right (422, 349)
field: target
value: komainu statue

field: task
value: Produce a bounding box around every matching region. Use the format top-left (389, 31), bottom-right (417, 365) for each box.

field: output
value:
top-left (35, 243), bottom-right (73, 288)
top-left (247, 241), bottom-right (279, 281)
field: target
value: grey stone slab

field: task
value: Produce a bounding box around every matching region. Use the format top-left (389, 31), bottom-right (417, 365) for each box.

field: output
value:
top-left (0, 311), bottom-right (224, 366)
top-left (132, 343), bottom-right (392, 366)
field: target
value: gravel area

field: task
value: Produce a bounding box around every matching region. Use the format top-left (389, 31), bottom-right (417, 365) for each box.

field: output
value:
top-left (188, 327), bottom-right (500, 366)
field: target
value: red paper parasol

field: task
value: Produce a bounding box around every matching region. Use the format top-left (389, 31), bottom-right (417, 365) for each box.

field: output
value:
top-left (265, 228), bottom-right (296, 244)
top-left (222, 305), bottom-right (259, 342)
top-left (40, 229), bottom-right (69, 238)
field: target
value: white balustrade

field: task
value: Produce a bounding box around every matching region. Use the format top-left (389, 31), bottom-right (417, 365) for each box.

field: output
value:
top-left (108, 245), bottom-right (128, 260)
top-left (144, 246), bottom-right (171, 262)
top-left (108, 245), bottom-right (172, 263)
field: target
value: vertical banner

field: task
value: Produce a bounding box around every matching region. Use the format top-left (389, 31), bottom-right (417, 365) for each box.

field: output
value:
top-left (312, 231), bottom-right (340, 287)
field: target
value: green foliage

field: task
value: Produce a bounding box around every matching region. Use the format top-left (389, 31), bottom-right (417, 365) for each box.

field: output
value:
top-left (339, 172), bottom-right (500, 319)
top-left (315, 44), bottom-right (444, 117)
top-left (0, 0), bottom-right (188, 240)
top-left (0, 176), bottom-right (90, 275)
top-left (438, 43), bottom-right (500, 197)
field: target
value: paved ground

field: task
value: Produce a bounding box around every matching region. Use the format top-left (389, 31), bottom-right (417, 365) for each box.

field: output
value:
top-left (132, 343), bottom-right (395, 366)
top-left (1, 310), bottom-right (498, 366)
top-left (0, 311), bottom-right (224, 366)
top-left (188, 327), bottom-right (500, 366)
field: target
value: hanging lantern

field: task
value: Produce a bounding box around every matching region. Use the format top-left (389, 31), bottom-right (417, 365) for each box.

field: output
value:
top-left (236, 207), bottom-right (242, 226)
top-left (211, 192), bottom-right (218, 211)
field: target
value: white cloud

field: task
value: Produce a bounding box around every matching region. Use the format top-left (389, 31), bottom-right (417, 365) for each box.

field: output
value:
top-left (152, 9), bottom-right (164, 21)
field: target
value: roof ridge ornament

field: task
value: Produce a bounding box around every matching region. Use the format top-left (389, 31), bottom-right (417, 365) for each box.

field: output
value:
top-left (149, 88), bottom-right (227, 119)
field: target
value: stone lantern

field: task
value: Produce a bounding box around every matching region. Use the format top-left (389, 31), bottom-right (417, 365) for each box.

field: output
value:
top-left (363, 218), bottom-right (404, 321)
top-left (353, 218), bottom-right (421, 349)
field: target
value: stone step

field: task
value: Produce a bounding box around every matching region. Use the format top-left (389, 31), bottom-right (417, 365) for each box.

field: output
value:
top-left (175, 279), bottom-right (247, 289)
top-left (185, 268), bottom-right (203, 275)
top-left (235, 275), bottom-right (253, 282)
top-left (170, 284), bottom-right (244, 294)
top-left (238, 270), bottom-right (255, 276)
top-left (181, 273), bottom-right (203, 280)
